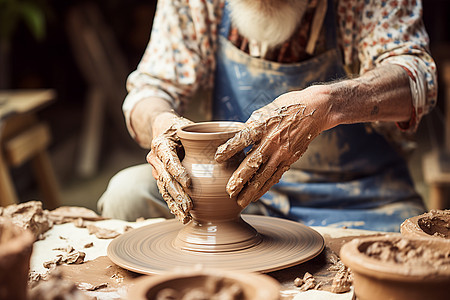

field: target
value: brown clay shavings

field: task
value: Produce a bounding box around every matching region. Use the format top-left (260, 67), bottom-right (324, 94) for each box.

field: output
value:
top-left (44, 246), bottom-right (86, 269)
top-left (363, 238), bottom-right (450, 269)
top-left (155, 276), bottom-right (244, 300)
top-left (328, 253), bottom-right (353, 293)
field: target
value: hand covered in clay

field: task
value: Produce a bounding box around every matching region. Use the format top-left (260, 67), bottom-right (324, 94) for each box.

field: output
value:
top-left (215, 88), bottom-right (331, 208)
top-left (147, 114), bottom-right (194, 224)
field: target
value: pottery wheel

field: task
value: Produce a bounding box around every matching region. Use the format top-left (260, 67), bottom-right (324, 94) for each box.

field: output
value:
top-left (107, 215), bottom-right (324, 275)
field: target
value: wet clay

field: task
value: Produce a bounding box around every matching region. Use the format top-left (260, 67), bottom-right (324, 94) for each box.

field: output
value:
top-left (0, 217), bottom-right (34, 300)
top-left (175, 122), bottom-right (261, 252)
top-left (56, 256), bottom-right (139, 292)
top-left (127, 269), bottom-right (280, 300)
top-left (401, 210), bottom-right (450, 239)
top-left (340, 235), bottom-right (450, 300)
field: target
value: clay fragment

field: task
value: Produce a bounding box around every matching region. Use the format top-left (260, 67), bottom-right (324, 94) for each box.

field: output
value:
top-left (330, 266), bottom-right (352, 293)
top-left (87, 224), bottom-right (120, 239)
top-left (77, 282), bottom-right (108, 291)
top-left (296, 272), bottom-right (316, 291)
top-left (48, 206), bottom-right (104, 225)
top-left (44, 248), bottom-right (86, 269)
top-left (0, 200), bottom-right (52, 239)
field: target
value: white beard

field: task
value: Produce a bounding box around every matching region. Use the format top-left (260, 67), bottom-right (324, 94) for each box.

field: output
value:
top-left (228, 0), bottom-right (308, 49)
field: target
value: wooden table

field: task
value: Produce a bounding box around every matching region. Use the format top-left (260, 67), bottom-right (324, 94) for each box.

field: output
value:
top-left (0, 89), bottom-right (61, 209)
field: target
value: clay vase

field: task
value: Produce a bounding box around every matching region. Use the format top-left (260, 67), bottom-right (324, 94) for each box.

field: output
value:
top-left (0, 217), bottom-right (35, 300)
top-left (400, 209), bottom-right (450, 239)
top-left (340, 235), bottom-right (450, 300)
top-left (174, 121), bottom-right (262, 252)
top-left (127, 268), bottom-right (280, 300)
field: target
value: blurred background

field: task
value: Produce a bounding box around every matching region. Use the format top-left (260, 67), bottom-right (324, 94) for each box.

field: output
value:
top-left (1, 0), bottom-right (449, 213)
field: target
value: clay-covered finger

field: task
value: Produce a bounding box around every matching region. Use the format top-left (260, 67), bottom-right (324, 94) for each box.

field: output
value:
top-left (149, 152), bottom-right (193, 223)
top-left (225, 137), bottom-right (277, 197)
top-left (215, 122), bottom-right (264, 163)
top-left (153, 137), bottom-right (191, 188)
top-left (157, 179), bottom-right (191, 224)
top-left (238, 164), bottom-right (290, 207)
top-left (236, 163), bottom-right (278, 208)
top-left (226, 150), bottom-right (266, 198)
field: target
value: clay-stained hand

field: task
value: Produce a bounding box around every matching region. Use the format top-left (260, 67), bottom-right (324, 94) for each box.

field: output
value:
top-left (215, 89), bottom-right (330, 208)
top-left (147, 116), bottom-right (194, 224)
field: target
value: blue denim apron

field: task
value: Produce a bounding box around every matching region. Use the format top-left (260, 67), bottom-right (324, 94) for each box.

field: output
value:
top-left (213, 0), bottom-right (425, 232)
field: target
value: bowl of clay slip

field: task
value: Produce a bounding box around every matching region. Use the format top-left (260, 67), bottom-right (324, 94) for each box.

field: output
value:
top-left (400, 209), bottom-right (450, 239)
top-left (0, 217), bottom-right (35, 300)
top-left (127, 268), bottom-right (280, 300)
top-left (340, 235), bottom-right (450, 300)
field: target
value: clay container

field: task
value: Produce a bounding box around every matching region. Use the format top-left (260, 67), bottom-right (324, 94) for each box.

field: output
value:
top-left (400, 209), bottom-right (450, 239)
top-left (175, 121), bottom-right (262, 252)
top-left (340, 235), bottom-right (450, 300)
top-left (127, 268), bottom-right (280, 300)
top-left (0, 217), bottom-right (35, 300)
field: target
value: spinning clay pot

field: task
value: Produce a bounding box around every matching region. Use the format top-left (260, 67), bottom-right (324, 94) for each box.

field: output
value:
top-left (175, 121), bottom-right (262, 252)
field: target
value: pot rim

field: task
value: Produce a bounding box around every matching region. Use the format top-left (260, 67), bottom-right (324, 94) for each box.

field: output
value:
top-left (340, 235), bottom-right (450, 282)
top-left (127, 268), bottom-right (280, 300)
top-left (177, 121), bottom-right (244, 141)
top-left (400, 210), bottom-right (450, 239)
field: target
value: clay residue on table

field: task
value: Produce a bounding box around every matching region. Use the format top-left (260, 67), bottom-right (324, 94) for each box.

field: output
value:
top-left (269, 233), bottom-right (373, 296)
top-left (417, 209), bottom-right (450, 238)
top-left (0, 201), bottom-right (105, 239)
top-left (363, 238), bottom-right (450, 269)
top-left (56, 256), bottom-right (139, 292)
top-left (29, 270), bottom-right (94, 300)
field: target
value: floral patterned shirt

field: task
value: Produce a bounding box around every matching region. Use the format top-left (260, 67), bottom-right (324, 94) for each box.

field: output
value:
top-left (123, 0), bottom-right (437, 135)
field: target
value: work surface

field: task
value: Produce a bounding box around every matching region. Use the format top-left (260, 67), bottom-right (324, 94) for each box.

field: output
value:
top-left (29, 217), bottom-right (382, 300)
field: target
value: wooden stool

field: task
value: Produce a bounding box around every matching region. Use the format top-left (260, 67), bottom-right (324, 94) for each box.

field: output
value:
top-left (0, 89), bottom-right (61, 209)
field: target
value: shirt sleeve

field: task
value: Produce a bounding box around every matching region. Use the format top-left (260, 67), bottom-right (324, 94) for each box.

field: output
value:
top-left (338, 0), bottom-right (437, 132)
top-left (122, 0), bottom-right (221, 136)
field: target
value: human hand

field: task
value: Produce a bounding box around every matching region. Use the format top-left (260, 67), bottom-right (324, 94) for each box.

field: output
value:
top-left (146, 114), bottom-right (194, 223)
top-left (215, 87), bottom-right (332, 208)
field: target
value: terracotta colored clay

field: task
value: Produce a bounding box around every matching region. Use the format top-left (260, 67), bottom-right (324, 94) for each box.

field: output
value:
top-left (127, 268), bottom-right (280, 300)
top-left (108, 121), bottom-right (324, 274)
top-left (175, 121), bottom-right (261, 252)
top-left (340, 235), bottom-right (450, 300)
top-left (0, 217), bottom-right (35, 300)
top-left (401, 209), bottom-right (450, 239)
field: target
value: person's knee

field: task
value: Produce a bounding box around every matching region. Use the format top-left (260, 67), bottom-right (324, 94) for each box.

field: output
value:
top-left (97, 164), bottom-right (168, 221)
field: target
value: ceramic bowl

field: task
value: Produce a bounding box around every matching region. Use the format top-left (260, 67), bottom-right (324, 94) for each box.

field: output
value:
top-left (400, 209), bottom-right (450, 239)
top-left (127, 268), bottom-right (280, 300)
top-left (340, 235), bottom-right (450, 300)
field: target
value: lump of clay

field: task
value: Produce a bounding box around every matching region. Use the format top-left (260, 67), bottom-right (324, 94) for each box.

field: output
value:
top-left (0, 201), bottom-right (52, 239)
